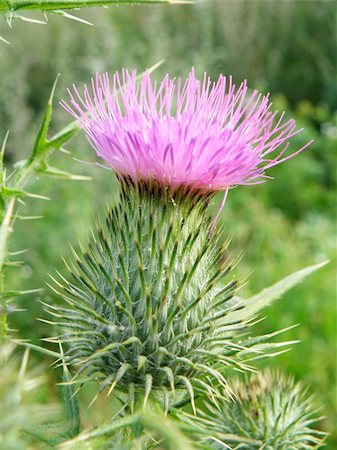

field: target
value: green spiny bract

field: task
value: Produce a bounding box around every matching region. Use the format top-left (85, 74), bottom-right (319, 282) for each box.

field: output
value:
top-left (47, 179), bottom-right (256, 405)
top-left (186, 371), bottom-right (325, 449)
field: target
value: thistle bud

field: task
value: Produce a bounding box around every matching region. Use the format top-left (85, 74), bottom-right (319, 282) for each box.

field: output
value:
top-left (188, 371), bottom-right (325, 449)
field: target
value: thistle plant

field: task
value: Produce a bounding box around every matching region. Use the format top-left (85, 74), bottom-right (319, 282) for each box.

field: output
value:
top-left (45, 67), bottom-right (324, 436)
top-left (0, 0), bottom-right (330, 440)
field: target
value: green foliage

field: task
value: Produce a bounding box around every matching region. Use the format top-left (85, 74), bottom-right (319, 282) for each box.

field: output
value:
top-left (0, 342), bottom-right (59, 449)
top-left (182, 371), bottom-right (325, 449)
top-left (60, 410), bottom-right (196, 449)
top-left (0, 77), bottom-right (87, 338)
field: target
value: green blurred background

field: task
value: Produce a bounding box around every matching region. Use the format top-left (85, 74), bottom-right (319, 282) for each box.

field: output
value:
top-left (0, 0), bottom-right (336, 446)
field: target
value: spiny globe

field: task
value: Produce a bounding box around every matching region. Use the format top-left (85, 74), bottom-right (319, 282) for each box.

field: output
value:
top-left (47, 178), bottom-right (252, 406)
top-left (188, 371), bottom-right (325, 449)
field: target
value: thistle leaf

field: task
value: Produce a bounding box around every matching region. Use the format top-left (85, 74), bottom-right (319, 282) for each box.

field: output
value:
top-left (0, 34), bottom-right (10, 44)
top-left (0, 0), bottom-right (189, 15)
top-left (0, 288), bottom-right (42, 300)
top-left (45, 124), bottom-right (79, 150)
top-left (2, 186), bottom-right (50, 200)
top-left (0, 130), bottom-right (9, 185)
top-left (30, 74), bottom-right (60, 160)
top-left (53, 9), bottom-right (93, 26)
top-left (225, 260), bottom-right (328, 323)
top-left (36, 163), bottom-right (91, 181)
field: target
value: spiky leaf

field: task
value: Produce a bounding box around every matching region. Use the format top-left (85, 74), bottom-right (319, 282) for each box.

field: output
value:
top-left (225, 260), bottom-right (328, 323)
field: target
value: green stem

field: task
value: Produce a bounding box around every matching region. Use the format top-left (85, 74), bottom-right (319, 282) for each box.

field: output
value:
top-left (0, 146), bottom-right (58, 337)
top-left (0, 196), bottom-right (15, 337)
top-left (0, 196), bottom-right (15, 282)
top-left (0, 134), bottom-right (62, 328)
top-left (0, 113), bottom-right (77, 339)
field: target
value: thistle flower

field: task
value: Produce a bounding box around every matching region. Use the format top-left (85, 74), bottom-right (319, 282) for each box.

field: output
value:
top-left (184, 371), bottom-right (325, 449)
top-left (61, 68), bottom-right (311, 193)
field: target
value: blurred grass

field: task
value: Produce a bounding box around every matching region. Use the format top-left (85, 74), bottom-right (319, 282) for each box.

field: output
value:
top-left (0, 0), bottom-right (336, 447)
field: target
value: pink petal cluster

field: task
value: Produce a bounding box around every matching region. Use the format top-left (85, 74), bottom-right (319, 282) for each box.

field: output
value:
top-left (61, 69), bottom-right (311, 192)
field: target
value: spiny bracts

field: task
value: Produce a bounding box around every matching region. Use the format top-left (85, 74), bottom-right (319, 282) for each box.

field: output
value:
top-left (185, 370), bottom-right (325, 449)
top-left (47, 179), bottom-right (264, 408)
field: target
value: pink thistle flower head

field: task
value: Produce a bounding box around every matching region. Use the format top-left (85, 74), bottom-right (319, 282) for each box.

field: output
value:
top-left (61, 69), bottom-right (311, 193)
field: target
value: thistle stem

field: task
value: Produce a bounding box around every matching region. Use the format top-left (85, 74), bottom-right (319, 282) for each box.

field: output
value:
top-left (0, 196), bottom-right (15, 338)
top-left (0, 147), bottom-right (52, 338)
